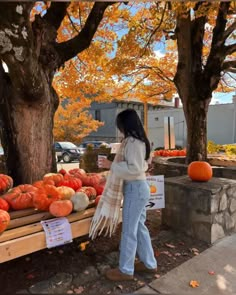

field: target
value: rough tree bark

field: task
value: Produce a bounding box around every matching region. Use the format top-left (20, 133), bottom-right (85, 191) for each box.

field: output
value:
top-left (173, 1), bottom-right (235, 163)
top-left (0, 2), bottom-right (113, 184)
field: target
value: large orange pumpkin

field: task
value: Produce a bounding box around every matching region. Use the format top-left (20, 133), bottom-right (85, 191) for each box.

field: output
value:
top-left (0, 174), bottom-right (13, 195)
top-left (82, 173), bottom-right (101, 187)
top-left (4, 184), bottom-right (38, 210)
top-left (58, 176), bottom-right (82, 191)
top-left (49, 200), bottom-right (73, 217)
top-left (188, 161), bottom-right (213, 182)
top-left (0, 209), bottom-right (10, 233)
top-left (33, 185), bottom-right (61, 211)
top-left (43, 173), bottom-right (64, 186)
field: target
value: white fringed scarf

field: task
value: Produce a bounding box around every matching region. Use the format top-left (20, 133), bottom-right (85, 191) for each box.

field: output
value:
top-left (89, 139), bottom-right (127, 240)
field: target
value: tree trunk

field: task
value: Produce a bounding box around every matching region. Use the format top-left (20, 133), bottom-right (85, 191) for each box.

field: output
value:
top-left (0, 71), bottom-right (58, 185)
top-left (182, 98), bottom-right (210, 163)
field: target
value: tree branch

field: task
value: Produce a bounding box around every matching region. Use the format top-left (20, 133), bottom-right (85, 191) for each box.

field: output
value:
top-left (56, 2), bottom-right (114, 67)
top-left (222, 20), bottom-right (236, 41)
top-left (222, 60), bottom-right (236, 72)
top-left (224, 43), bottom-right (236, 56)
top-left (43, 2), bottom-right (70, 31)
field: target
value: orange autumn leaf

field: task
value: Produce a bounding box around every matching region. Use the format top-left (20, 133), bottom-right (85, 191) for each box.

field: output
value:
top-left (189, 280), bottom-right (200, 288)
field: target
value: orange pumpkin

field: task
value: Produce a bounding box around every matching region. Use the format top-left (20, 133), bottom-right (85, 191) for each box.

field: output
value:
top-left (57, 186), bottom-right (75, 200)
top-left (33, 185), bottom-right (61, 211)
top-left (0, 174), bottom-right (13, 194)
top-left (49, 200), bottom-right (73, 217)
top-left (0, 209), bottom-right (10, 233)
top-left (58, 176), bottom-right (82, 191)
top-left (82, 173), bottom-right (101, 187)
top-left (0, 198), bottom-right (10, 211)
top-left (77, 186), bottom-right (97, 200)
top-left (188, 161), bottom-right (213, 182)
top-left (43, 173), bottom-right (64, 186)
top-left (4, 184), bottom-right (38, 210)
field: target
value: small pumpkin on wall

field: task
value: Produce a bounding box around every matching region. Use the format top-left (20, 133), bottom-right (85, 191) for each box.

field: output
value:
top-left (188, 161), bottom-right (213, 182)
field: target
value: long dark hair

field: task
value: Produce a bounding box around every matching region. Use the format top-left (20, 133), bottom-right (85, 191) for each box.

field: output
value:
top-left (116, 109), bottom-right (150, 160)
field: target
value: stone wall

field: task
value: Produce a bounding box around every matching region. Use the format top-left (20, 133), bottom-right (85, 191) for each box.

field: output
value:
top-left (152, 157), bottom-right (236, 180)
top-left (162, 176), bottom-right (236, 244)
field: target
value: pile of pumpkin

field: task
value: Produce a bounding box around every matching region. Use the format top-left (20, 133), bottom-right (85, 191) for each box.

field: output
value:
top-left (0, 168), bottom-right (105, 234)
top-left (153, 149), bottom-right (186, 157)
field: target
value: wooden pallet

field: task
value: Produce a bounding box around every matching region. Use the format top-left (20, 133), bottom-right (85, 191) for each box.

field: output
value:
top-left (0, 203), bottom-right (97, 263)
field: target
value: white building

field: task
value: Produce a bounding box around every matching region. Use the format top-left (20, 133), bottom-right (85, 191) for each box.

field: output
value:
top-left (148, 96), bottom-right (236, 149)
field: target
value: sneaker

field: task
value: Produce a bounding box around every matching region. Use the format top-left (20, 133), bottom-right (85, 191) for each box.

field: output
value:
top-left (134, 261), bottom-right (157, 273)
top-left (105, 268), bottom-right (134, 281)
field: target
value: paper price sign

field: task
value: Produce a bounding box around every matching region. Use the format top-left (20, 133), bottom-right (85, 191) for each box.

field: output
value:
top-left (146, 175), bottom-right (165, 210)
top-left (41, 217), bottom-right (73, 249)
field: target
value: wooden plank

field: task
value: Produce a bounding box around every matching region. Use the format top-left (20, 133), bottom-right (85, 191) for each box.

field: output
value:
top-left (0, 217), bottom-right (94, 263)
top-left (9, 208), bottom-right (38, 219)
top-left (7, 201), bottom-right (96, 230)
top-left (0, 208), bottom-right (95, 243)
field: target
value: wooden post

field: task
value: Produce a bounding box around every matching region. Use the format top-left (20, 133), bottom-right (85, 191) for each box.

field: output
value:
top-left (144, 101), bottom-right (148, 135)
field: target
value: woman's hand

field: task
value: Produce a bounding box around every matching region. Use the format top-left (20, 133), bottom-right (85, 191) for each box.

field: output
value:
top-left (98, 157), bottom-right (112, 169)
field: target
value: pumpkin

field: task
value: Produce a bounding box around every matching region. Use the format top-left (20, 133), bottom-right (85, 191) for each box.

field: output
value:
top-left (77, 186), bottom-right (97, 200)
top-left (49, 200), bottom-right (73, 217)
top-left (0, 198), bottom-right (10, 211)
top-left (69, 168), bottom-right (86, 177)
top-left (82, 173), bottom-right (101, 187)
top-left (71, 192), bottom-right (89, 212)
top-left (57, 186), bottom-right (75, 200)
top-left (4, 184), bottom-right (38, 210)
top-left (95, 195), bottom-right (102, 206)
top-left (58, 168), bottom-right (67, 175)
top-left (188, 161), bottom-right (213, 182)
top-left (43, 173), bottom-right (64, 186)
top-left (0, 174), bottom-right (13, 195)
top-left (58, 176), bottom-right (82, 191)
top-left (33, 185), bottom-right (61, 211)
top-left (33, 180), bottom-right (45, 189)
top-left (94, 184), bottom-right (105, 196)
top-left (0, 209), bottom-right (10, 233)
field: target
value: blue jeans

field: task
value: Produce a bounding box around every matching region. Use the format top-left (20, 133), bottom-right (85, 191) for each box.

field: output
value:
top-left (119, 180), bottom-right (157, 275)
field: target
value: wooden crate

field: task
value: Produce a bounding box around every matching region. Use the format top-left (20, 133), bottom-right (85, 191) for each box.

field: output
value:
top-left (0, 203), bottom-right (97, 263)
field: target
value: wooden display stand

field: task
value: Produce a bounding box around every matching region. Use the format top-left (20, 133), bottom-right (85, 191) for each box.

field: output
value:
top-left (0, 203), bottom-right (97, 263)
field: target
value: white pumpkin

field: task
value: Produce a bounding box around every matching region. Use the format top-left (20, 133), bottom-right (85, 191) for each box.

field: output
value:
top-left (71, 192), bottom-right (89, 212)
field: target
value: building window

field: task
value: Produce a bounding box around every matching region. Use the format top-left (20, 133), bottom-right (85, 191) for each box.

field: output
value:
top-left (95, 110), bottom-right (101, 121)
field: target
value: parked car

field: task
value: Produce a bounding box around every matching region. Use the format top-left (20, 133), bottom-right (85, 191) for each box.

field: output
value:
top-left (77, 141), bottom-right (110, 154)
top-left (54, 142), bottom-right (82, 163)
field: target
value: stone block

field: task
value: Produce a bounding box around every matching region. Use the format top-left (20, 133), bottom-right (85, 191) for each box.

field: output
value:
top-left (211, 224), bottom-right (225, 243)
top-left (229, 199), bottom-right (236, 214)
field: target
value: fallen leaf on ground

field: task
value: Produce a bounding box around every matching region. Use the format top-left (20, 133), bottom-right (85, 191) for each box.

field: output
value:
top-left (190, 248), bottom-right (199, 253)
top-left (165, 243), bottom-right (175, 249)
top-left (178, 241), bottom-right (185, 246)
top-left (189, 280), bottom-right (200, 288)
top-left (154, 274), bottom-right (160, 279)
top-left (67, 290), bottom-right (73, 294)
top-left (137, 281), bottom-right (145, 286)
top-left (79, 241), bottom-right (89, 251)
top-left (208, 270), bottom-right (215, 275)
top-left (74, 286), bottom-right (84, 294)
top-left (161, 251), bottom-right (172, 257)
top-left (155, 250), bottom-right (160, 257)
top-left (116, 285), bottom-right (123, 290)
top-left (174, 252), bottom-right (181, 257)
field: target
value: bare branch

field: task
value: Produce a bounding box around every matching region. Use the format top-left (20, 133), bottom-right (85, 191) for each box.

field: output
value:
top-left (67, 12), bottom-right (80, 34)
top-left (224, 43), bottom-right (236, 56)
top-left (43, 2), bottom-right (70, 31)
top-left (56, 2), bottom-right (115, 67)
top-left (222, 60), bottom-right (236, 72)
top-left (222, 20), bottom-right (236, 41)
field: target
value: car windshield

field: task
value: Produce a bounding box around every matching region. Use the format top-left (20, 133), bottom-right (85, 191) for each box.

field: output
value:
top-left (59, 142), bottom-right (77, 149)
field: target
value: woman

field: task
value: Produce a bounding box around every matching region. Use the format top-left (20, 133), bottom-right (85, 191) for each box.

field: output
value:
top-left (93, 109), bottom-right (157, 281)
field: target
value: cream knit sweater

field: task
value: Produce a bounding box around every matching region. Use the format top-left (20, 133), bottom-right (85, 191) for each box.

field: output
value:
top-left (111, 137), bottom-right (148, 180)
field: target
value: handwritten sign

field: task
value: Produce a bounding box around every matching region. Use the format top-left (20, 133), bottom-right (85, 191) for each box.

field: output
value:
top-left (41, 217), bottom-right (73, 249)
top-left (146, 175), bottom-right (165, 210)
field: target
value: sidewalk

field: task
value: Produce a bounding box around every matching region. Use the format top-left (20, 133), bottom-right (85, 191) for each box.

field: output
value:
top-left (135, 234), bottom-right (236, 295)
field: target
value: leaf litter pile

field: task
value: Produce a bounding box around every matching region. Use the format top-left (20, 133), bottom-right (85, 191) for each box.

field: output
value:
top-left (0, 210), bottom-right (209, 294)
